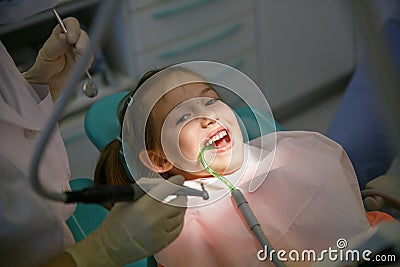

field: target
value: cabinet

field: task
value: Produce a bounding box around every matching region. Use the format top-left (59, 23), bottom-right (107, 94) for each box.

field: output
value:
top-left (125, 0), bottom-right (261, 85)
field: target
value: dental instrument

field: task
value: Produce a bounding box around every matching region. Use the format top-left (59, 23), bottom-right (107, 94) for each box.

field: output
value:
top-left (65, 180), bottom-right (209, 204)
top-left (199, 145), bottom-right (287, 267)
top-left (52, 8), bottom-right (98, 98)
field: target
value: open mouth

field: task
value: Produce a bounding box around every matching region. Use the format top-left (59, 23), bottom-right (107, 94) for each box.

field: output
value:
top-left (204, 127), bottom-right (232, 151)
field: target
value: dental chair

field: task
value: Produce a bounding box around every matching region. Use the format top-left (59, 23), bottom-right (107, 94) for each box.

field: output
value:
top-left (69, 90), bottom-right (399, 267)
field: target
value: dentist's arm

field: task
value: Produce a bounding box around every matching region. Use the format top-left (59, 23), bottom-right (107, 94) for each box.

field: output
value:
top-left (44, 175), bottom-right (187, 267)
top-left (42, 253), bottom-right (76, 267)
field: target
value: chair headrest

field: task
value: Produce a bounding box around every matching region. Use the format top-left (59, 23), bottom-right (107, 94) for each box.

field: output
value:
top-left (84, 91), bottom-right (130, 151)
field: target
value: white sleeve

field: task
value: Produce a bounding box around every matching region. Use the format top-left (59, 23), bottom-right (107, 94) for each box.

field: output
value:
top-left (0, 157), bottom-right (65, 267)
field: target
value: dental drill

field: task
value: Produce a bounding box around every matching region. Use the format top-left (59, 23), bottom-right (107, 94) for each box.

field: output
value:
top-left (199, 146), bottom-right (287, 267)
top-left (65, 182), bottom-right (209, 204)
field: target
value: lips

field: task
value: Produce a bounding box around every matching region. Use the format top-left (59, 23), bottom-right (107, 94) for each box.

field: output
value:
top-left (204, 127), bottom-right (232, 152)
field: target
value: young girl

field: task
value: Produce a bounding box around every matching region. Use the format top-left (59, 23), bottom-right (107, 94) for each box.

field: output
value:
top-left (95, 63), bottom-right (396, 266)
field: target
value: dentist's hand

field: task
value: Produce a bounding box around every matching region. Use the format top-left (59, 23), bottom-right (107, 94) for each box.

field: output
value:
top-left (66, 175), bottom-right (187, 267)
top-left (23, 17), bottom-right (93, 100)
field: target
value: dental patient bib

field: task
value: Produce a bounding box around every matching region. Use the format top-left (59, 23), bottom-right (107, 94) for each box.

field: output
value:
top-left (155, 131), bottom-right (371, 267)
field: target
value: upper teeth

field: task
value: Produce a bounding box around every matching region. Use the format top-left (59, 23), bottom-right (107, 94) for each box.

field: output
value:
top-left (206, 130), bottom-right (227, 146)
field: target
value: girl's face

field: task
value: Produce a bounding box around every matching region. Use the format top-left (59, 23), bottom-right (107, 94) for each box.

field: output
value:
top-left (153, 80), bottom-right (244, 180)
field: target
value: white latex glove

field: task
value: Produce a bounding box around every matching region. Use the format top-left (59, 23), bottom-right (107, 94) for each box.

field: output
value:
top-left (23, 17), bottom-right (92, 100)
top-left (66, 175), bottom-right (187, 267)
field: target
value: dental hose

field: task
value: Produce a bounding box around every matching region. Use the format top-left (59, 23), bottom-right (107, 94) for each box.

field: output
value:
top-left (199, 146), bottom-right (286, 267)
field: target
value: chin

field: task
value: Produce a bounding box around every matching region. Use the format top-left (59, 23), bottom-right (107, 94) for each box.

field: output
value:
top-left (170, 166), bottom-right (212, 180)
top-left (214, 155), bottom-right (244, 176)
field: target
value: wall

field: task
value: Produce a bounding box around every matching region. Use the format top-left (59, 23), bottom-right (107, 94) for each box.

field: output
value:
top-left (256, 0), bottom-right (355, 114)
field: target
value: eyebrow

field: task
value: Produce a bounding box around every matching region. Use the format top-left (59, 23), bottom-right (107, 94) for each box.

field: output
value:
top-left (200, 86), bottom-right (217, 95)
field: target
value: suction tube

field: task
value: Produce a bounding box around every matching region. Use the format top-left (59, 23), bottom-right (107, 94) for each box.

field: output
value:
top-left (199, 146), bottom-right (286, 267)
top-left (231, 189), bottom-right (285, 267)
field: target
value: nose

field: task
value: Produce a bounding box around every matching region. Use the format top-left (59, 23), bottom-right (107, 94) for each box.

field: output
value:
top-left (197, 108), bottom-right (218, 128)
top-left (191, 100), bottom-right (218, 128)
top-left (200, 116), bottom-right (217, 128)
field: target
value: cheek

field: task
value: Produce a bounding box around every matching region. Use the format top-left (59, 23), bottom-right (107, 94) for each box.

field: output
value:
top-left (178, 124), bottom-right (200, 160)
top-left (223, 107), bottom-right (243, 138)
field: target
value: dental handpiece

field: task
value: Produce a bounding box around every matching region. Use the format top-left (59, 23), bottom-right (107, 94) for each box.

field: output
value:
top-left (65, 183), bottom-right (209, 204)
top-left (52, 9), bottom-right (98, 98)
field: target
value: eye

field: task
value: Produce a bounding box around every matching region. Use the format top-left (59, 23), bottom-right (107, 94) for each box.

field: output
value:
top-left (177, 113), bottom-right (190, 124)
top-left (205, 98), bottom-right (218, 106)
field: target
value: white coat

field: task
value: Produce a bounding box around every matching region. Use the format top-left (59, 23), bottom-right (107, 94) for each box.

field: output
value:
top-left (0, 42), bottom-right (76, 267)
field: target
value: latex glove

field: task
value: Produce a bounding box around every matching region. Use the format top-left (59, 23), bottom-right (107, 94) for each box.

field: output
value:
top-left (23, 17), bottom-right (92, 100)
top-left (66, 175), bottom-right (187, 267)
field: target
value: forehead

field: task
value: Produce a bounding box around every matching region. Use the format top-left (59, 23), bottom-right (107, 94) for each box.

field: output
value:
top-left (161, 83), bottom-right (217, 107)
top-left (154, 70), bottom-right (218, 109)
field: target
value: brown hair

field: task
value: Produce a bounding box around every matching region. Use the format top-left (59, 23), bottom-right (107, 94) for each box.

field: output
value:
top-left (93, 68), bottom-right (166, 208)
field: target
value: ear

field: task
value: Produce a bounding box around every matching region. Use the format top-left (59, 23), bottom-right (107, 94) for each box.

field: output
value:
top-left (139, 150), bottom-right (174, 173)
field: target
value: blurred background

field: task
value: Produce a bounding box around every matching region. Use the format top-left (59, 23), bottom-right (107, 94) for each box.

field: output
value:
top-left (1, 0), bottom-right (398, 179)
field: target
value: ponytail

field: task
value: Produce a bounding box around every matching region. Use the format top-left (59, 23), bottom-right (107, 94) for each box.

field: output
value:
top-left (94, 139), bottom-right (131, 186)
top-left (94, 67), bottom-right (170, 208)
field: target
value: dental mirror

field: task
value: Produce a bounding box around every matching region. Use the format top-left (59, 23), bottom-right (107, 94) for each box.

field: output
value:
top-left (82, 69), bottom-right (98, 97)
